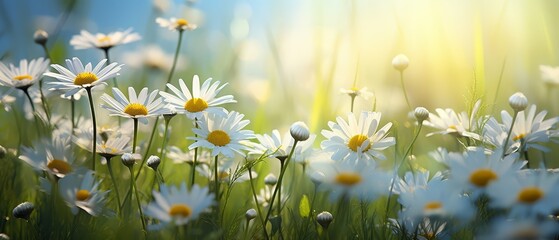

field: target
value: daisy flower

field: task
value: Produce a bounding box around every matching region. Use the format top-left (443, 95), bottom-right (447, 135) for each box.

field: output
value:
top-left (73, 127), bottom-right (131, 160)
top-left (487, 170), bottom-right (559, 217)
top-left (69, 28), bottom-right (141, 50)
top-left (196, 159), bottom-right (256, 183)
top-left (398, 179), bottom-right (474, 221)
top-left (100, 87), bottom-right (167, 124)
top-left (478, 218), bottom-right (559, 240)
top-left (447, 147), bottom-right (523, 199)
top-left (251, 129), bottom-right (316, 162)
top-left (308, 159), bottom-right (391, 202)
top-left (144, 183), bottom-right (213, 228)
top-left (501, 104), bottom-right (559, 152)
top-left (188, 111), bottom-right (254, 158)
top-left (19, 134), bottom-right (75, 178)
top-left (44, 57), bottom-right (122, 97)
top-left (58, 170), bottom-right (107, 216)
top-left (392, 170), bottom-right (444, 195)
top-left (540, 65), bottom-right (559, 85)
top-left (159, 75), bottom-right (236, 120)
top-left (482, 117), bottom-right (520, 155)
top-left (0, 57), bottom-right (49, 90)
top-left (389, 218), bottom-right (449, 240)
top-left (340, 86), bottom-right (374, 100)
top-left (156, 17), bottom-right (197, 31)
top-left (423, 100), bottom-right (482, 139)
top-left (165, 146), bottom-right (211, 165)
top-left (321, 111), bottom-right (395, 165)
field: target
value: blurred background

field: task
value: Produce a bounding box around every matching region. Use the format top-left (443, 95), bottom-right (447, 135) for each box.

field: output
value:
top-left (1, 0), bottom-right (558, 148)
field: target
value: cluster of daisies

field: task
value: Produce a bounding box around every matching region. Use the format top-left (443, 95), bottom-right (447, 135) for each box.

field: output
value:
top-left (3, 17), bottom-right (559, 240)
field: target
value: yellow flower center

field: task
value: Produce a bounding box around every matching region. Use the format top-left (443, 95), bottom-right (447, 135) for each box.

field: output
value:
top-left (207, 130), bottom-right (231, 147)
top-left (347, 134), bottom-right (371, 152)
top-left (513, 133), bottom-right (526, 141)
top-left (76, 189), bottom-right (91, 201)
top-left (47, 159), bottom-right (72, 175)
top-left (424, 201), bottom-right (443, 211)
top-left (469, 168), bottom-right (498, 187)
top-left (517, 187), bottom-right (544, 204)
top-left (176, 18), bottom-right (189, 27)
top-left (335, 172), bottom-right (362, 186)
top-left (124, 103), bottom-right (148, 116)
top-left (169, 204), bottom-right (192, 218)
top-left (97, 36), bottom-right (111, 43)
top-left (184, 98), bottom-right (209, 113)
top-left (447, 125), bottom-right (458, 131)
top-left (13, 74), bottom-right (33, 81)
top-left (74, 72), bottom-right (98, 86)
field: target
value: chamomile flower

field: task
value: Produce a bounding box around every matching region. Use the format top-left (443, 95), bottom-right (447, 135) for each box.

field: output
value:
top-left (539, 65), bottom-right (559, 85)
top-left (482, 117), bottom-right (520, 155)
top-left (478, 218), bottom-right (559, 240)
top-left (196, 159), bottom-right (256, 183)
top-left (487, 171), bottom-right (559, 217)
top-left (44, 57), bottom-right (122, 97)
top-left (69, 28), bottom-right (141, 50)
top-left (156, 17), bottom-right (197, 31)
top-left (165, 146), bottom-right (211, 165)
top-left (188, 111), bottom-right (254, 158)
top-left (321, 111), bottom-right (395, 165)
top-left (390, 218), bottom-right (449, 240)
top-left (501, 104), bottom-right (559, 152)
top-left (392, 170), bottom-right (444, 195)
top-left (58, 171), bottom-right (107, 216)
top-left (100, 87), bottom-right (167, 124)
top-left (73, 127), bottom-right (131, 159)
top-left (447, 147), bottom-right (523, 199)
top-left (308, 159), bottom-right (391, 202)
top-left (251, 129), bottom-right (316, 161)
top-left (398, 179), bottom-right (474, 221)
top-left (144, 183), bottom-right (213, 228)
top-left (423, 100), bottom-right (482, 140)
top-left (340, 86), bottom-right (374, 100)
top-left (0, 58), bottom-right (49, 90)
top-left (159, 76), bottom-right (236, 119)
top-left (19, 134), bottom-right (75, 178)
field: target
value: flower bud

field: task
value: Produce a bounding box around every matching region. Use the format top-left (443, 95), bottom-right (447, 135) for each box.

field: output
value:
top-left (290, 121), bottom-right (310, 142)
top-left (316, 211), bottom-right (333, 229)
top-left (33, 30), bottom-right (48, 45)
top-left (147, 155), bottom-right (161, 170)
top-left (245, 208), bottom-right (257, 221)
top-left (392, 54), bottom-right (409, 71)
top-left (509, 92), bottom-right (528, 112)
top-left (12, 202), bottom-right (34, 220)
top-left (414, 107), bottom-right (430, 123)
top-left (264, 173), bottom-right (278, 186)
top-left (121, 153), bottom-right (140, 167)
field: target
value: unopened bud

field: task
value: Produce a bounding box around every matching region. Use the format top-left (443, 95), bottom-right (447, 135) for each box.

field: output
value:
top-left (33, 30), bottom-right (48, 45)
top-left (147, 155), bottom-right (161, 170)
top-left (414, 107), bottom-right (430, 123)
top-left (316, 211), bottom-right (333, 229)
top-left (392, 54), bottom-right (409, 71)
top-left (121, 153), bottom-right (140, 167)
top-left (245, 208), bottom-right (257, 221)
top-left (264, 173), bottom-right (278, 186)
top-left (509, 92), bottom-right (528, 112)
top-left (12, 202), bottom-right (34, 220)
top-left (290, 121), bottom-right (310, 142)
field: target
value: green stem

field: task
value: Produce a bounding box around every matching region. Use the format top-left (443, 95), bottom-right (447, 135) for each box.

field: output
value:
top-left (191, 121), bottom-right (199, 188)
top-left (385, 123), bottom-right (423, 220)
top-left (350, 95), bottom-right (356, 113)
top-left (399, 71), bottom-right (411, 110)
top-left (106, 157), bottom-right (122, 215)
top-left (132, 118), bottom-right (138, 154)
top-left (264, 141), bottom-right (299, 228)
top-left (21, 88), bottom-right (41, 135)
top-left (129, 166), bottom-right (147, 234)
top-left (134, 117), bottom-right (158, 180)
top-left (38, 80), bottom-right (51, 123)
top-left (103, 48), bottom-right (118, 88)
top-left (86, 87), bottom-right (97, 171)
top-left (166, 31), bottom-right (184, 86)
top-left (71, 96), bottom-right (75, 135)
top-left (248, 166), bottom-right (268, 239)
top-left (502, 111), bottom-right (519, 159)
top-left (214, 155), bottom-right (219, 201)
